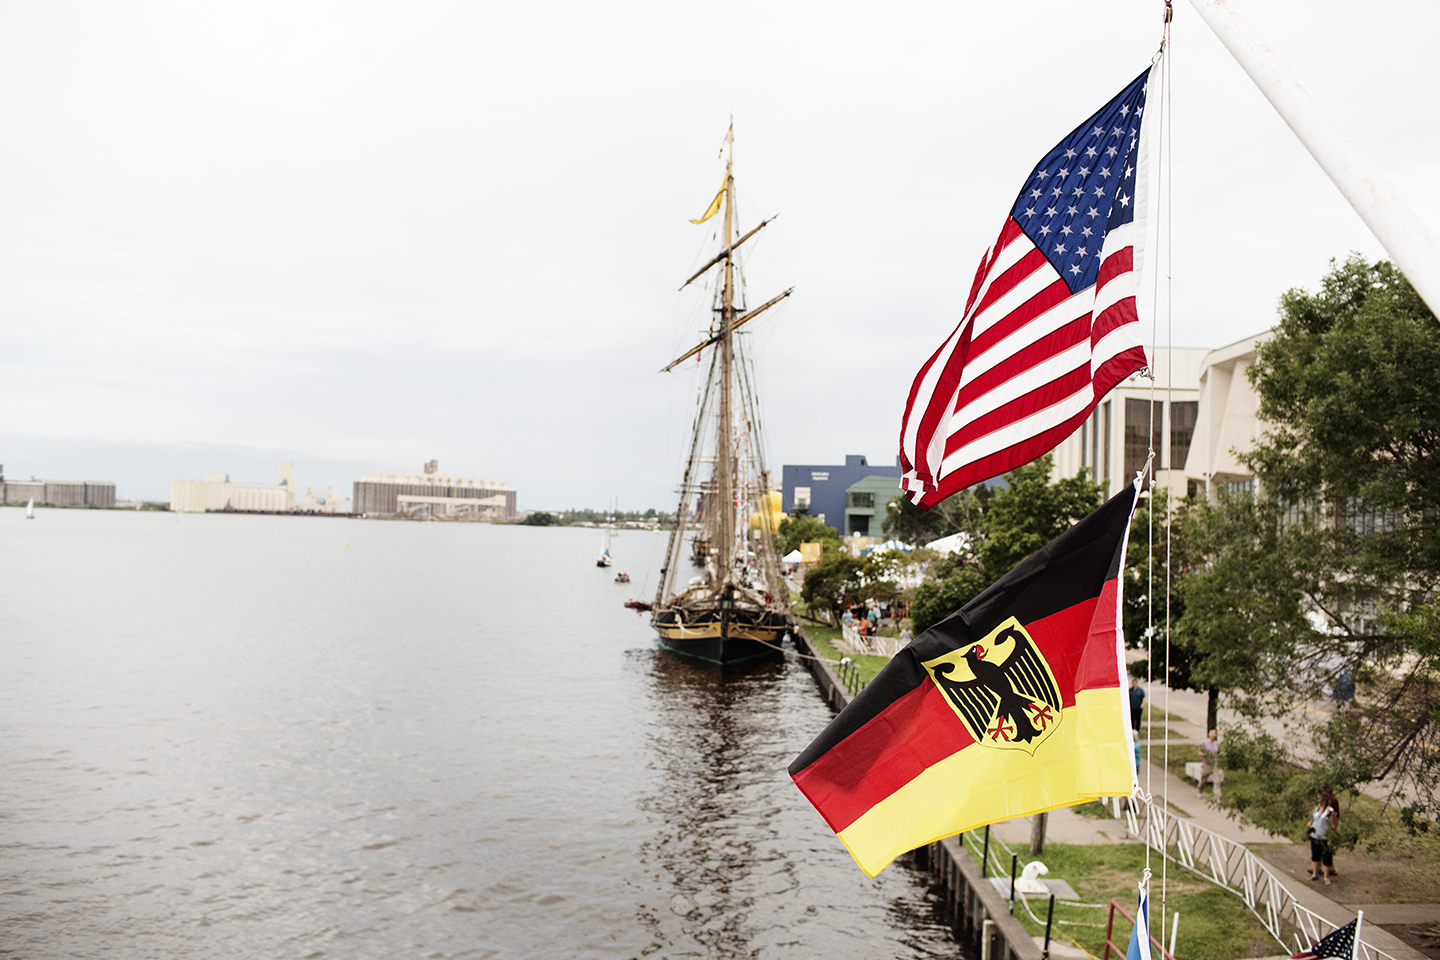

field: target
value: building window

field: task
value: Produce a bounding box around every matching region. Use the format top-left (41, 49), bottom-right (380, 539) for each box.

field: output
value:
top-left (1170, 401), bottom-right (1198, 474)
top-left (1345, 499), bottom-right (1401, 537)
top-left (1102, 402), bottom-right (1111, 484)
top-left (793, 486), bottom-right (811, 512)
top-left (1124, 398), bottom-right (1163, 482)
top-left (1090, 409), bottom-right (1101, 476)
top-left (1222, 479), bottom-right (1255, 497)
top-left (848, 492), bottom-right (874, 509)
top-left (1187, 479), bottom-right (1203, 500)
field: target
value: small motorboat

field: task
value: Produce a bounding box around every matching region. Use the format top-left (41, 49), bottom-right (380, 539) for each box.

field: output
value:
top-left (615, 572), bottom-right (630, 583)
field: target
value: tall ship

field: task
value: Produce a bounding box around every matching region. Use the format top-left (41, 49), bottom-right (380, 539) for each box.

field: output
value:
top-left (651, 135), bottom-right (793, 665)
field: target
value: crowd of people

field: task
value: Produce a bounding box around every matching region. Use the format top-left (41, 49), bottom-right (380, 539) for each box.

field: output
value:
top-left (840, 600), bottom-right (907, 638)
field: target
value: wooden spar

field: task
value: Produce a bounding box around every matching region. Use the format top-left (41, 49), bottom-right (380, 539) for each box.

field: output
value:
top-left (678, 215), bottom-right (777, 290)
top-left (716, 155), bottom-right (735, 583)
top-left (659, 288), bottom-right (795, 372)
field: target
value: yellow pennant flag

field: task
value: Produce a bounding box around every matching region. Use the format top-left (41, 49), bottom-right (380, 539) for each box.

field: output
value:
top-left (689, 174), bottom-right (726, 224)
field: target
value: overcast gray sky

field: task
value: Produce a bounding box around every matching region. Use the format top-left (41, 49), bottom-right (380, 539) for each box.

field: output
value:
top-left (1, 1), bottom-right (1435, 508)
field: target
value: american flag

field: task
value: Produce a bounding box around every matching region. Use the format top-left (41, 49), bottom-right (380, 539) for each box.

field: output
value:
top-left (900, 68), bottom-right (1152, 508)
top-left (1292, 919), bottom-right (1358, 960)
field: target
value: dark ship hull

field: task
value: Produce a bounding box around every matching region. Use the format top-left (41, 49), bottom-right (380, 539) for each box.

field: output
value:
top-left (651, 593), bottom-right (787, 665)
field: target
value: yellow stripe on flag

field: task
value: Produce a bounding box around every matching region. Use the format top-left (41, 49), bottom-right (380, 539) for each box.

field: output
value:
top-left (836, 687), bottom-right (1133, 877)
top-left (690, 175), bottom-right (726, 224)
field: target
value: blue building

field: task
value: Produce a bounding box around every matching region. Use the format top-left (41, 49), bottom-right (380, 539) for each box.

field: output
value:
top-left (781, 454), bottom-right (904, 536)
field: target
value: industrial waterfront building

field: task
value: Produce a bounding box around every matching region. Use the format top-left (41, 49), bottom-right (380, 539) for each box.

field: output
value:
top-left (0, 466), bottom-right (116, 508)
top-left (352, 461), bottom-right (516, 521)
top-left (171, 464), bottom-right (296, 513)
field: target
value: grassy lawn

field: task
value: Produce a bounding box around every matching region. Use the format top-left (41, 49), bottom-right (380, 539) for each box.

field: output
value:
top-left (796, 624), bottom-right (890, 690)
top-left (1138, 725), bottom-right (1188, 741)
top-left (1142, 705), bottom-right (1185, 723)
top-left (963, 840), bottom-right (1276, 960)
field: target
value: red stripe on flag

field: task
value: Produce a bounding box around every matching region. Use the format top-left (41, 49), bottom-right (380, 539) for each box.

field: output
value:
top-left (963, 219), bottom-right (1026, 318)
top-left (1092, 344), bottom-right (1148, 400)
top-left (1075, 577), bottom-right (1124, 693)
top-left (968, 247), bottom-right (1050, 325)
top-left (898, 220), bottom-right (1038, 500)
top-left (1090, 295), bottom-right (1140, 346)
top-left (944, 363), bottom-right (1091, 458)
top-left (918, 400), bottom-right (1103, 507)
top-left (962, 277), bottom-right (1075, 365)
top-left (791, 681), bottom-right (970, 835)
top-left (792, 596), bottom-right (1109, 834)
top-left (952, 313), bottom-right (1091, 415)
top-left (1094, 246), bottom-right (1133, 294)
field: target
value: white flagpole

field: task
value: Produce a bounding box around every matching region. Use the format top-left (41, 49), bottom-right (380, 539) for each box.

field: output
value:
top-left (1353, 910), bottom-right (1365, 960)
top-left (1188, 0), bottom-right (1440, 317)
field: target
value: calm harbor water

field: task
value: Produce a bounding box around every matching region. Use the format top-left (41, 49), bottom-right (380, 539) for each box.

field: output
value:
top-left (1, 509), bottom-right (959, 959)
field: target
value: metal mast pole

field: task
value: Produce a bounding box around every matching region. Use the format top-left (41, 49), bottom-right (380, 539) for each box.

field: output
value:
top-left (715, 147), bottom-right (736, 583)
top-left (1189, 0), bottom-right (1440, 315)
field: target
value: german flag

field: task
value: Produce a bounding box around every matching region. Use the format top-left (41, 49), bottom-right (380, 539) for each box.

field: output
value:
top-left (789, 481), bottom-right (1140, 876)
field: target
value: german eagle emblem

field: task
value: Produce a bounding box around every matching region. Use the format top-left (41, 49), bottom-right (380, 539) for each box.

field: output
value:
top-left (921, 617), bottom-right (1062, 754)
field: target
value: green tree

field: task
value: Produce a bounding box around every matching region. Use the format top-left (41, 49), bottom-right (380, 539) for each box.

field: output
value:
top-left (1123, 490), bottom-right (1229, 730)
top-left (522, 511), bottom-right (557, 526)
top-left (977, 456), bottom-right (1104, 576)
top-left (800, 552), bottom-right (864, 619)
top-left (775, 515), bottom-right (843, 557)
top-left (1184, 256), bottom-right (1440, 833)
top-left (882, 487), bottom-right (991, 547)
top-left (909, 455), bottom-right (1104, 634)
top-left (911, 558), bottom-right (989, 635)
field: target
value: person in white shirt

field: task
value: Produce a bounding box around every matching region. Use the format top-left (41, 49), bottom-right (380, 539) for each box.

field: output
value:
top-left (1197, 729), bottom-right (1220, 798)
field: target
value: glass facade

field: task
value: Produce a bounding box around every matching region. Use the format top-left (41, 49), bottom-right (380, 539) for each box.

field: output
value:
top-left (1124, 398), bottom-right (1163, 482)
top-left (1170, 401), bottom-right (1198, 474)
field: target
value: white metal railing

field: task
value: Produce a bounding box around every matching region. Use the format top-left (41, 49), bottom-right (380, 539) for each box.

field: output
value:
top-left (840, 620), bottom-right (906, 657)
top-left (1110, 795), bottom-right (1398, 960)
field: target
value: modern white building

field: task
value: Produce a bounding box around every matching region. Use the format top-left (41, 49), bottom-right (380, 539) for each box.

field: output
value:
top-left (1182, 332), bottom-right (1269, 502)
top-left (1049, 335), bottom-right (1275, 505)
top-left (171, 464), bottom-right (296, 514)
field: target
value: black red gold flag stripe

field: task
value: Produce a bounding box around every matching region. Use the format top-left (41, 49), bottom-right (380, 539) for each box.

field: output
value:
top-left (789, 480), bottom-right (1141, 876)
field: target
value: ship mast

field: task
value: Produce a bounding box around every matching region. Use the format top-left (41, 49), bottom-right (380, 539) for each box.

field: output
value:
top-left (714, 144), bottom-right (736, 584)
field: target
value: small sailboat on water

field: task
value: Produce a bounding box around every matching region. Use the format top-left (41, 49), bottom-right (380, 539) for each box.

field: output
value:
top-left (25, 498), bottom-right (34, 519)
top-left (596, 526), bottom-right (613, 567)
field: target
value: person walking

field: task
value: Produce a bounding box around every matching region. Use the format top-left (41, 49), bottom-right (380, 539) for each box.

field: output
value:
top-left (1129, 678), bottom-right (1146, 733)
top-left (1307, 791), bottom-right (1340, 885)
top-left (1197, 729), bottom-right (1221, 798)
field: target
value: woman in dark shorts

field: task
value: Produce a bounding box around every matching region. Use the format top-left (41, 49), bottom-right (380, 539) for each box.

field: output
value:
top-left (1307, 791), bottom-right (1339, 884)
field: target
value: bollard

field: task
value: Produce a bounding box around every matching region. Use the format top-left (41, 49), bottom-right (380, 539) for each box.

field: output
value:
top-left (1043, 893), bottom-right (1056, 960)
top-left (981, 825), bottom-right (990, 878)
top-left (1009, 854), bottom-right (1018, 913)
